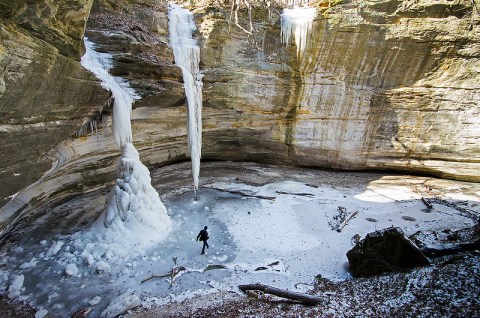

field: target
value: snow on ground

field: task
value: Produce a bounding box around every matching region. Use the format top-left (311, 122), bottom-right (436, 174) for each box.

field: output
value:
top-left (0, 163), bottom-right (479, 317)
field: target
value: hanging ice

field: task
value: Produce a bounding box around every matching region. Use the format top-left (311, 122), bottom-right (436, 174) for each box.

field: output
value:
top-left (81, 39), bottom-right (139, 147)
top-left (281, 7), bottom-right (316, 57)
top-left (168, 4), bottom-right (203, 193)
top-left (80, 39), bottom-right (171, 254)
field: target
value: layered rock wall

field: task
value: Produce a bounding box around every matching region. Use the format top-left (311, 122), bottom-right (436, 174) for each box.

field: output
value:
top-left (0, 0), bottom-right (479, 235)
top-left (0, 0), bottom-right (110, 232)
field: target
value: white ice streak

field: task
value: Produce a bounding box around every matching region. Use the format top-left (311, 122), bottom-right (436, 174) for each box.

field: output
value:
top-left (168, 4), bottom-right (203, 192)
top-left (281, 7), bottom-right (316, 57)
top-left (81, 38), bottom-right (139, 147)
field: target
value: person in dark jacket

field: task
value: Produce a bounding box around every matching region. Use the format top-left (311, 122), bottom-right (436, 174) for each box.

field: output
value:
top-left (196, 226), bottom-right (209, 255)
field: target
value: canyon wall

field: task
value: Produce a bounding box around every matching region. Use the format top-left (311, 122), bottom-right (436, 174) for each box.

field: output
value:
top-left (0, 0), bottom-right (479, 235)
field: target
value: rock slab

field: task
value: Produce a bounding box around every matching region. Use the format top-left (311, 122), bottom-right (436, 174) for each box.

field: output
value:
top-left (346, 227), bottom-right (430, 277)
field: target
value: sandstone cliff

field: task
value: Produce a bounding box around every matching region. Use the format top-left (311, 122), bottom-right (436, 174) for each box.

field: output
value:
top-left (0, 0), bottom-right (110, 232)
top-left (0, 0), bottom-right (479, 235)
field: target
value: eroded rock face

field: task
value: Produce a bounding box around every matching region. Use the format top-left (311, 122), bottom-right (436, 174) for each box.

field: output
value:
top-left (0, 0), bottom-right (479, 235)
top-left (195, 0), bottom-right (480, 181)
top-left (80, 0), bottom-right (480, 183)
top-left (0, 0), bottom-right (110, 230)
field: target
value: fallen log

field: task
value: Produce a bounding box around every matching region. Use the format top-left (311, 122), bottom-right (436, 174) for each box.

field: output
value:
top-left (239, 283), bottom-right (321, 305)
top-left (169, 266), bottom-right (187, 287)
top-left (141, 273), bottom-right (171, 284)
top-left (202, 187), bottom-right (275, 200)
top-left (141, 266), bottom-right (187, 285)
top-left (421, 239), bottom-right (480, 258)
top-left (336, 210), bottom-right (359, 232)
top-left (203, 264), bottom-right (227, 272)
top-left (276, 191), bottom-right (314, 197)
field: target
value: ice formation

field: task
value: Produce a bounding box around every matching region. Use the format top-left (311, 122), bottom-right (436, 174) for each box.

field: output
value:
top-left (85, 143), bottom-right (171, 255)
top-left (81, 39), bottom-right (139, 147)
top-left (281, 6), bottom-right (316, 56)
top-left (80, 39), bottom-right (171, 254)
top-left (168, 4), bottom-right (203, 192)
top-left (7, 274), bottom-right (23, 299)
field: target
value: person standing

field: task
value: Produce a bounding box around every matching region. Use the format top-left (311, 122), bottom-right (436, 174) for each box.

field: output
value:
top-left (196, 226), bottom-right (209, 255)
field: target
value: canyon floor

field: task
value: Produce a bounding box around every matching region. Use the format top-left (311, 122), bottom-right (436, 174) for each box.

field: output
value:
top-left (0, 162), bottom-right (479, 317)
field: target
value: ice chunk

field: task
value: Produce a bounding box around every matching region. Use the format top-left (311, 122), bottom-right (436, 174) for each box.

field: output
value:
top-left (100, 292), bottom-right (141, 318)
top-left (8, 274), bottom-right (24, 299)
top-left (95, 260), bottom-right (110, 273)
top-left (35, 309), bottom-right (48, 318)
top-left (0, 269), bottom-right (9, 293)
top-left (83, 253), bottom-right (95, 266)
top-left (89, 295), bottom-right (102, 306)
top-left (46, 241), bottom-right (64, 257)
top-left (65, 264), bottom-right (79, 276)
top-left (19, 258), bottom-right (37, 269)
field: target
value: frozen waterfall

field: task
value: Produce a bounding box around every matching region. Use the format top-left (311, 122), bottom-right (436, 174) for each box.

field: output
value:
top-left (168, 4), bottom-right (203, 193)
top-left (80, 39), bottom-right (139, 147)
top-left (281, 7), bottom-right (316, 57)
top-left (80, 39), bottom-right (171, 253)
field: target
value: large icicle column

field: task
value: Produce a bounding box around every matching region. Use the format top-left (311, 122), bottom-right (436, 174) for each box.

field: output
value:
top-left (168, 4), bottom-right (203, 193)
top-left (80, 39), bottom-right (171, 254)
top-left (281, 6), bottom-right (316, 57)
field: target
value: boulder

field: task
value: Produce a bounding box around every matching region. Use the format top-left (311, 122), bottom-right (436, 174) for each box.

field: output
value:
top-left (346, 227), bottom-right (429, 277)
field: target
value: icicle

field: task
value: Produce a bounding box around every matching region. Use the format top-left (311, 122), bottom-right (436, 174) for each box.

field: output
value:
top-left (168, 4), bottom-right (203, 193)
top-left (281, 7), bottom-right (316, 57)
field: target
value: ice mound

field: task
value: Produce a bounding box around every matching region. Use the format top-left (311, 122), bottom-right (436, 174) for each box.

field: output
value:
top-left (76, 143), bottom-right (171, 260)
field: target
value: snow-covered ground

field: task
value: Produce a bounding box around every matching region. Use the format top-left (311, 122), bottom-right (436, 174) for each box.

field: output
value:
top-left (0, 162), bottom-right (479, 317)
